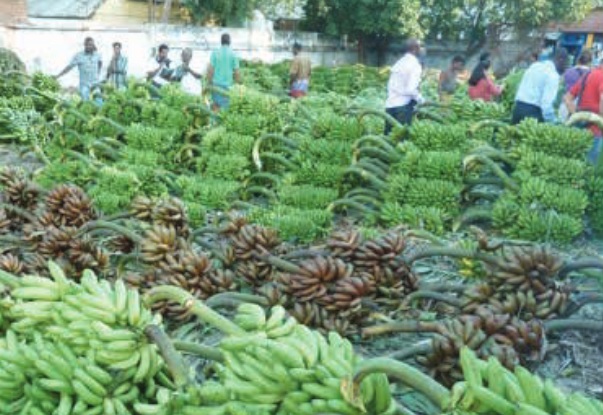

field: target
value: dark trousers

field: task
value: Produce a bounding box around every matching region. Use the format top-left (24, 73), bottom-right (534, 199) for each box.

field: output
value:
top-left (385, 101), bottom-right (416, 135)
top-left (511, 101), bottom-right (544, 125)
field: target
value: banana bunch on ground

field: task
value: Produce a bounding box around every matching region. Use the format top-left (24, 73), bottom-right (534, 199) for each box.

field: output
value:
top-left (394, 146), bottom-right (463, 183)
top-left (379, 202), bottom-right (447, 234)
top-left (448, 347), bottom-right (603, 415)
top-left (176, 176), bottom-right (241, 210)
top-left (204, 303), bottom-right (396, 415)
top-left (454, 239), bottom-right (487, 279)
top-left (0, 263), bottom-right (176, 414)
top-left (418, 308), bottom-right (545, 386)
top-left (277, 185), bottom-right (339, 210)
top-left (516, 177), bottom-right (589, 218)
top-left (513, 119), bottom-right (592, 160)
top-left (447, 98), bottom-right (508, 122)
top-left (248, 206), bottom-right (333, 244)
top-left (383, 175), bottom-right (462, 214)
top-left (2, 262), bottom-right (163, 377)
top-left (513, 150), bottom-right (591, 189)
top-left (409, 121), bottom-right (469, 151)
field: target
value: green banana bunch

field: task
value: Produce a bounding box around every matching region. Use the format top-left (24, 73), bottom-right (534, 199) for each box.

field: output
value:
top-left (278, 185), bottom-right (339, 210)
top-left (517, 178), bottom-right (589, 218)
top-left (200, 127), bottom-right (255, 158)
top-left (4, 262), bottom-right (163, 382)
top-left (448, 347), bottom-right (603, 415)
top-left (293, 162), bottom-right (346, 188)
top-left (514, 120), bottom-right (592, 160)
top-left (409, 121), bottom-right (469, 152)
top-left (197, 304), bottom-right (396, 415)
top-left (393, 147), bottom-right (463, 184)
top-left (200, 154), bottom-right (252, 181)
top-left (379, 202), bottom-right (447, 235)
top-left (176, 176), bottom-right (241, 209)
top-left (247, 205), bottom-right (333, 243)
top-left (514, 150), bottom-right (591, 189)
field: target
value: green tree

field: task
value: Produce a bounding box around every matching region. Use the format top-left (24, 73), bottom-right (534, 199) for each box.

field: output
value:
top-left (302, 0), bottom-right (423, 64)
top-left (179, 0), bottom-right (301, 26)
top-left (423, 0), bottom-right (595, 56)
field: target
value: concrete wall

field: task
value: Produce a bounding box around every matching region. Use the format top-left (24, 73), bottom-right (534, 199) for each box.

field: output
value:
top-left (1, 20), bottom-right (357, 89)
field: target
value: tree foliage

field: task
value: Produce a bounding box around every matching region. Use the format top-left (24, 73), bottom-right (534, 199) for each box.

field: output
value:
top-left (179, 0), bottom-right (302, 25)
top-left (422, 0), bottom-right (595, 50)
top-left (302, 0), bottom-right (423, 40)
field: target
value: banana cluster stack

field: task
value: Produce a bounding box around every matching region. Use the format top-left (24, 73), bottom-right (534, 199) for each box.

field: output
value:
top-left (449, 347), bottom-right (603, 415)
top-left (0, 262), bottom-right (174, 414)
top-left (198, 303), bottom-right (397, 415)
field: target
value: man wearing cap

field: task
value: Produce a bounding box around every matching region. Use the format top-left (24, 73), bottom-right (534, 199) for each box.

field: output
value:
top-left (512, 48), bottom-right (569, 125)
top-left (564, 56), bottom-right (603, 164)
top-left (384, 38), bottom-right (424, 134)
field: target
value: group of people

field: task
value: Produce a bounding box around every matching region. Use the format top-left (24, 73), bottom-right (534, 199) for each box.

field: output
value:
top-left (54, 34), bottom-right (313, 111)
top-left (384, 39), bottom-right (602, 164)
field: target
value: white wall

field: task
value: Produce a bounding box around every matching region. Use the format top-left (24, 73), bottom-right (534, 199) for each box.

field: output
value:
top-left (2, 21), bottom-right (357, 89)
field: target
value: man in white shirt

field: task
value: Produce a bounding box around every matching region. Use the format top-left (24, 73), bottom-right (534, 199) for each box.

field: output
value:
top-left (384, 39), bottom-right (424, 134)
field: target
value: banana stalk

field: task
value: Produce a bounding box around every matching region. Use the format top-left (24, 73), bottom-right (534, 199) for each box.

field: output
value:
top-left (145, 324), bottom-right (190, 388)
top-left (144, 286), bottom-right (245, 336)
top-left (75, 220), bottom-right (144, 244)
top-left (405, 247), bottom-right (503, 267)
top-left (544, 319), bottom-right (603, 333)
top-left (362, 320), bottom-right (441, 338)
top-left (173, 341), bottom-right (224, 363)
top-left (206, 293), bottom-right (269, 309)
top-left (0, 203), bottom-right (37, 223)
top-left (558, 258), bottom-right (603, 278)
top-left (346, 358), bottom-right (449, 409)
top-left (463, 154), bottom-right (519, 192)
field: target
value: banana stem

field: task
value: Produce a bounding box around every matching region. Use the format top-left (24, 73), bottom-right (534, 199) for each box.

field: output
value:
top-left (544, 319), bottom-right (603, 332)
top-left (256, 254), bottom-right (303, 274)
top-left (0, 203), bottom-right (37, 224)
top-left (404, 291), bottom-right (462, 308)
top-left (144, 325), bottom-right (190, 388)
top-left (362, 321), bottom-right (441, 338)
top-left (352, 358), bottom-right (449, 408)
top-left (405, 247), bottom-right (502, 267)
top-left (173, 341), bottom-right (224, 362)
top-left (206, 292), bottom-right (268, 309)
top-left (403, 229), bottom-right (446, 246)
top-left (356, 108), bottom-right (403, 131)
top-left (144, 286), bottom-right (245, 336)
top-left (463, 154), bottom-right (519, 192)
top-left (417, 283), bottom-right (467, 293)
top-left (563, 293), bottom-right (603, 316)
top-left (76, 220), bottom-right (144, 244)
top-left (388, 340), bottom-right (434, 361)
top-left (558, 258), bottom-right (603, 278)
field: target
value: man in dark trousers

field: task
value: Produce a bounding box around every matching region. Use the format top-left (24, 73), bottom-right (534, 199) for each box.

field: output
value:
top-left (384, 39), bottom-right (424, 134)
top-left (511, 48), bottom-right (569, 125)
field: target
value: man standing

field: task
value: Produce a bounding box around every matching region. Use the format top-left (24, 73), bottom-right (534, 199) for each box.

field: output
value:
top-left (55, 37), bottom-right (102, 102)
top-left (147, 44), bottom-right (173, 90)
top-left (170, 48), bottom-right (203, 95)
top-left (207, 33), bottom-right (241, 112)
top-left (106, 42), bottom-right (128, 90)
top-left (289, 42), bottom-right (312, 98)
top-left (384, 39), bottom-right (424, 134)
top-left (438, 55), bottom-right (465, 102)
top-left (564, 58), bottom-right (603, 164)
top-left (511, 48), bottom-right (569, 125)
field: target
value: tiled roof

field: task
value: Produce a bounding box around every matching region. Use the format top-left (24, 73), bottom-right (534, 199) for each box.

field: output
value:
top-left (551, 9), bottom-right (603, 33)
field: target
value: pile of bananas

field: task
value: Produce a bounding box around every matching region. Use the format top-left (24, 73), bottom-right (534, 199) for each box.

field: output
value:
top-left (379, 203), bottom-right (447, 234)
top-left (176, 176), bottom-right (241, 209)
top-left (248, 206), bottom-right (333, 243)
top-left (446, 98), bottom-right (508, 122)
top-left (409, 121), bottom-right (469, 152)
top-left (460, 246), bottom-right (572, 320)
top-left (0, 262), bottom-right (173, 414)
top-left (449, 347), bottom-right (603, 415)
top-left (394, 146), bottom-right (463, 184)
top-left (419, 307), bottom-right (544, 386)
top-left (208, 303), bottom-right (397, 415)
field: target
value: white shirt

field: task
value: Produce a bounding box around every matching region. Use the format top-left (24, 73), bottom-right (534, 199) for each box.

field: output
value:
top-left (181, 72), bottom-right (202, 95)
top-left (385, 53), bottom-right (423, 108)
top-left (148, 57), bottom-right (171, 86)
top-left (514, 60), bottom-right (560, 123)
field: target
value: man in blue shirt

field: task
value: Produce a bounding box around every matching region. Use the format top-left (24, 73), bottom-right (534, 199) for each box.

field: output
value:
top-left (512, 48), bottom-right (569, 125)
top-left (55, 37), bottom-right (102, 103)
top-left (207, 33), bottom-right (240, 112)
